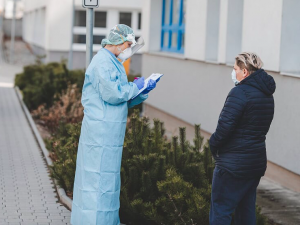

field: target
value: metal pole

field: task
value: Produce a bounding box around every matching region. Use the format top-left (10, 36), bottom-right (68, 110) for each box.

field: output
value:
top-left (68, 0), bottom-right (75, 70)
top-left (0, 12), bottom-right (3, 64)
top-left (86, 8), bottom-right (93, 68)
top-left (10, 0), bottom-right (16, 64)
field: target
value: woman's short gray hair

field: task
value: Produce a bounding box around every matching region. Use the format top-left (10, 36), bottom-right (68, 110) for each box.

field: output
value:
top-left (235, 52), bottom-right (264, 74)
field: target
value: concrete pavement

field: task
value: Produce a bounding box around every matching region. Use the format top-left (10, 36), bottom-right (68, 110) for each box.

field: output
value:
top-left (0, 62), bottom-right (71, 225)
top-left (257, 177), bottom-right (300, 225)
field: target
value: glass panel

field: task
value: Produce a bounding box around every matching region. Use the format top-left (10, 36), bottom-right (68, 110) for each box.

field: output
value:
top-left (181, 33), bottom-right (185, 48)
top-left (119, 12), bottom-right (132, 27)
top-left (74, 34), bottom-right (86, 44)
top-left (173, 0), bottom-right (180, 25)
top-left (171, 32), bottom-right (178, 48)
top-left (163, 32), bottom-right (169, 47)
top-left (164, 0), bottom-right (170, 25)
top-left (95, 11), bottom-right (107, 28)
top-left (138, 13), bottom-right (142, 30)
top-left (94, 35), bottom-right (105, 45)
top-left (75, 11), bottom-right (86, 27)
top-left (132, 37), bottom-right (145, 54)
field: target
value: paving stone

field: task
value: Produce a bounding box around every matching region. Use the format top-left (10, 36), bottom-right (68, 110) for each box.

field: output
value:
top-left (21, 219), bottom-right (35, 223)
top-left (20, 215), bottom-right (36, 220)
top-left (5, 219), bottom-right (22, 223)
top-left (50, 222), bottom-right (68, 225)
top-left (34, 218), bottom-right (52, 222)
top-left (0, 75), bottom-right (71, 224)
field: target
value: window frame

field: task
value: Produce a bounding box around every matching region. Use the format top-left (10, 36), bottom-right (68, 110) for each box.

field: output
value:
top-left (74, 10), bottom-right (86, 27)
top-left (119, 12), bottom-right (132, 27)
top-left (94, 11), bottom-right (107, 28)
top-left (138, 12), bottom-right (142, 30)
top-left (161, 0), bottom-right (185, 54)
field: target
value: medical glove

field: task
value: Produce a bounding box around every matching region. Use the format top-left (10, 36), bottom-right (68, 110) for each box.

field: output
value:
top-left (133, 77), bottom-right (145, 90)
top-left (142, 79), bottom-right (156, 94)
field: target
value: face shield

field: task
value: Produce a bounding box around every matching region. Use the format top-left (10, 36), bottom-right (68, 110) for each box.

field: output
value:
top-left (131, 37), bottom-right (145, 55)
top-left (118, 37), bottom-right (145, 63)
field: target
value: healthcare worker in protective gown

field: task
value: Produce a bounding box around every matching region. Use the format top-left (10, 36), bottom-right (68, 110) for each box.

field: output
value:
top-left (71, 24), bottom-right (157, 225)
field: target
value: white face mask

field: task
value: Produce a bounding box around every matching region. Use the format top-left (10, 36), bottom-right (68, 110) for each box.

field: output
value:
top-left (117, 47), bottom-right (133, 63)
top-left (116, 37), bottom-right (145, 63)
top-left (231, 69), bottom-right (240, 85)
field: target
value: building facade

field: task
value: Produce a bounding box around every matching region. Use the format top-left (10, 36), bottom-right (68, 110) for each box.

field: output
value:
top-left (22, 0), bottom-right (143, 73)
top-left (141, 0), bottom-right (300, 192)
top-left (2, 0), bottom-right (23, 38)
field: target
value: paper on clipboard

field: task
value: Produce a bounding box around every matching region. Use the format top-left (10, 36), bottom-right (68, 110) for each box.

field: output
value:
top-left (132, 73), bottom-right (164, 99)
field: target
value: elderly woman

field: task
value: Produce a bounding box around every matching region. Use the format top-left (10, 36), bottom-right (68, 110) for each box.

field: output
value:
top-left (209, 52), bottom-right (276, 225)
top-left (71, 24), bottom-right (156, 225)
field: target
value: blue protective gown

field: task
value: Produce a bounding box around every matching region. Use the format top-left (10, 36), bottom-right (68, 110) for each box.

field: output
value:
top-left (71, 48), bottom-right (148, 225)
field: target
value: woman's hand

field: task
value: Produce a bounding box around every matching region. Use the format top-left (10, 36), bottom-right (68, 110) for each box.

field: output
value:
top-left (133, 77), bottom-right (145, 90)
top-left (142, 79), bottom-right (156, 94)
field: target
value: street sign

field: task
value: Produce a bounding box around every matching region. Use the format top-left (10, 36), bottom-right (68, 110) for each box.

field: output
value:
top-left (82, 0), bottom-right (99, 8)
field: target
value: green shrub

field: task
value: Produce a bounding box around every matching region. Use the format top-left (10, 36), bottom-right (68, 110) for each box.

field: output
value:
top-left (45, 121), bottom-right (81, 196)
top-left (120, 110), bottom-right (212, 224)
top-left (45, 110), bottom-right (269, 224)
top-left (15, 62), bottom-right (84, 111)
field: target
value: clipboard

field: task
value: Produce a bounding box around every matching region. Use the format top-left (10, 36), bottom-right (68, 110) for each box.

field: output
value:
top-left (131, 73), bottom-right (164, 99)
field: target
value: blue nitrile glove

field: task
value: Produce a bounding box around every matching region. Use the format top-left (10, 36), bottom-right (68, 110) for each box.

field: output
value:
top-left (133, 77), bottom-right (145, 90)
top-left (142, 79), bottom-right (156, 94)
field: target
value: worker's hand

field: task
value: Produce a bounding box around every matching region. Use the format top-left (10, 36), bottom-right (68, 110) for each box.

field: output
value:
top-left (133, 77), bottom-right (145, 90)
top-left (142, 79), bottom-right (156, 94)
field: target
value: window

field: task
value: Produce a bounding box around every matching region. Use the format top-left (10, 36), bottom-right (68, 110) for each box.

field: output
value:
top-left (95, 11), bottom-right (107, 28)
top-left (94, 35), bottom-right (106, 45)
top-left (74, 34), bottom-right (86, 44)
top-left (119, 12), bottom-right (132, 27)
top-left (75, 11), bottom-right (86, 27)
top-left (138, 13), bottom-right (142, 30)
top-left (161, 0), bottom-right (185, 53)
top-left (75, 10), bottom-right (107, 28)
top-left (74, 35), bottom-right (105, 45)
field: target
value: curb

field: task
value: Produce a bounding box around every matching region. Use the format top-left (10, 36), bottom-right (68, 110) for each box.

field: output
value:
top-left (15, 87), bottom-right (73, 210)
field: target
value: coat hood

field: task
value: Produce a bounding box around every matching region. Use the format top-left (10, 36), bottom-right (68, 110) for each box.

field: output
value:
top-left (239, 69), bottom-right (276, 96)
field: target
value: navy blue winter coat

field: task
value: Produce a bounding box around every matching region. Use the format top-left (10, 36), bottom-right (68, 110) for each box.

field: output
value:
top-left (209, 69), bottom-right (276, 178)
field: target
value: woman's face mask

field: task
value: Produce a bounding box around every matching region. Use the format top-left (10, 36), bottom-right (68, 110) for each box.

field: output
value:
top-left (231, 69), bottom-right (240, 85)
top-left (117, 46), bottom-right (133, 63)
top-left (116, 42), bottom-right (133, 63)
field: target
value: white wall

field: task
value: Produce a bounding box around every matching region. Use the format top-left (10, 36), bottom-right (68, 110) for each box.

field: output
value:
top-left (242, 0), bottom-right (283, 71)
top-left (225, 0), bottom-right (244, 65)
top-left (23, 0), bottom-right (143, 53)
top-left (280, 0), bottom-right (300, 74)
top-left (266, 72), bottom-right (300, 175)
top-left (142, 0), bottom-right (162, 53)
top-left (184, 0), bottom-right (207, 61)
top-left (205, 0), bottom-right (220, 62)
top-left (0, 0), bottom-right (4, 11)
top-left (46, 0), bottom-right (73, 51)
top-left (74, 0), bottom-right (143, 10)
top-left (23, 0), bottom-right (47, 12)
top-left (217, 0), bottom-right (228, 64)
top-left (23, 7), bottom-right (46, 48)
top-left (23, 0), bottom-right (72, 51)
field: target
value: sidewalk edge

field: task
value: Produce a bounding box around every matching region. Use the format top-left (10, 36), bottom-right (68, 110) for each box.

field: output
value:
top-left (15, 86), bottom-right (73, 210)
